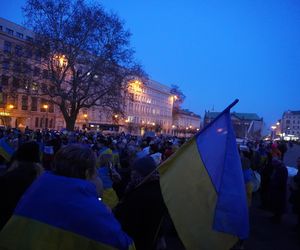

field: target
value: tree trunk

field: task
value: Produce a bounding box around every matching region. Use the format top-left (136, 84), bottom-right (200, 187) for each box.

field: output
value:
top-left (63, 112), bottom-right (78, 131)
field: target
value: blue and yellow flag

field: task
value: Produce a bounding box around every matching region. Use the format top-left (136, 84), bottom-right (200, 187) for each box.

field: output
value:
top-left (0, 172), bottom-right (135, 250)
top-left (0, 138), bottom-right (14, 161)
top-left (159, 100), bottom-right (249, 250)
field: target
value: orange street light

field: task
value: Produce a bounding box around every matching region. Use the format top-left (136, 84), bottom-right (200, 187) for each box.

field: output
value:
top-left (43, 104), bottom-right (49, 110)
top-left (7, 104), bottom-right (14, 109)
top-left (83, 114), bottom-right (88, 118)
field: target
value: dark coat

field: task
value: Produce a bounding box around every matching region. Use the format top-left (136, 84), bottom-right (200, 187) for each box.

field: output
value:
top-left (268, 161), bottom-right (288, 214)
top-left (114, 180), bottom-right (167, 250)
top-left (0, 163), bottom-right (38, 230)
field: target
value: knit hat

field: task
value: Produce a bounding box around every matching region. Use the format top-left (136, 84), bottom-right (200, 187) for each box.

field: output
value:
top-left (132, 156), bottom-right (156, 177)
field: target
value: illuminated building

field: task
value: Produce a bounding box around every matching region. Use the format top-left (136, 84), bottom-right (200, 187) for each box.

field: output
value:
top-left (172, 109), bottom-right (201, 137)
top-left (121, 79), bottom-right (174, 135)
top-left (0, 17), bottom-right (56, 129)
top-left (0, 17), bottom-right (199, 135)
top-left (281, 110), bottom-right (300, 140)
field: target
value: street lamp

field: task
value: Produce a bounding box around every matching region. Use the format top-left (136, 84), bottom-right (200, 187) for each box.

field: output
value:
top-left (43, 104), bottom-right (49, 129)
top-left (271, 125), bottom-right (276, 140)
top-left (83, 113), bottom-right (88, 129)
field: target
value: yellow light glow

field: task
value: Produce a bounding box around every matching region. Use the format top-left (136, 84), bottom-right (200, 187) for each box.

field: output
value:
top-left (83, 114), bottom-right (88, 118)
top-left (54, 54), bottom-right (68, 68)
top-left (8, 104), bottom-right (14, 109)
top-left (172, 125), bottom-right (176, 128)
top-left (152, 122), bottom-right (155, 126)
top-left (114, 115), bottom-right (118, 118)
top-left (0, 111), bottom-right (10, 116)
top-left (43, 104), bottom-right (49, 109)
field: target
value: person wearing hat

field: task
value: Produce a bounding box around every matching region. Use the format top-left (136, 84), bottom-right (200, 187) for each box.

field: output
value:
top-left (114, 156), bottom-right (167, 250)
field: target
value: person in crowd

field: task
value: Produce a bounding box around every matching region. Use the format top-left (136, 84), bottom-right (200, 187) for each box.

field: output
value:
top-left (268, 158), bottom-right (288, 223)
top-left (114, 156), bottom-right (167, 250)
top-left (240, 146), bottom-right (253, 206)
top-left (0, 141), bottom-right (43, 230)
top-left (0, 144), bottom-right (134, 250)
top-left (97, 153), bottom-right (120, 208)
top-left (260, 152), bottom-right (274, 209)
top-left (278, 141), bottom-right (288, 161)
top-left (289, 156), bottom-right (300, 231)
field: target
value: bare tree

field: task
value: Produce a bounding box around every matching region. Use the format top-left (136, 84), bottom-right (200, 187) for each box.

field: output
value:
top-left (22, 0), bottom-right (143, 130)
top-left (170, 84), bottom-right (185, 119)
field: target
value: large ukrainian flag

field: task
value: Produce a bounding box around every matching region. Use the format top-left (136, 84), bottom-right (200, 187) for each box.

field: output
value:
top-left (159, 100), bottom-right (249, 250)
top-left (0, 172), bottom-right (135, 250)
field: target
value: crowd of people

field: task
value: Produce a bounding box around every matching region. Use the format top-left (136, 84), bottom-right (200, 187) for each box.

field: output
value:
top-left (0, 127), bottom-right (299, 249)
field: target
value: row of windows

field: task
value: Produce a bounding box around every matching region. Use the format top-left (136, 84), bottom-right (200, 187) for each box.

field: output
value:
top-left (1, 60), bottom-right (48, 78)
top-left (130, 93), bottom-right (171, 107)
top-left (0, 26), bottom-right (33, 41)
top-left (285, 119), bottom-right (300, 124)
top-left (3, 40), bottom-right (41, 60)
top-left (0, 94), bottom-right (54, 113)
top-left (127, 116), bottom-right (171, 126)
top-left (128, 102), bottom-right (171, 117)
top-left (34, 117), bottom-right (54, 128)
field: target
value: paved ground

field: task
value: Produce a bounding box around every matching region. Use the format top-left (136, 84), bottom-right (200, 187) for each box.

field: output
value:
top-left (244, 193), bottom-right (299, 250)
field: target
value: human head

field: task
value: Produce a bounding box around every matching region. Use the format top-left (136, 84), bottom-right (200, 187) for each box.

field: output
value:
top-left (132, 156), bottom-right (157, 178)
top-left (14, 141), bottom-right (40, 163)
top-left (53, 144), bottom-right (96, 180)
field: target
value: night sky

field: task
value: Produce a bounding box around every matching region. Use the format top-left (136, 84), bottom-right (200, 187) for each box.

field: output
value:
top-left (1, 0), bottom-right (300, 131)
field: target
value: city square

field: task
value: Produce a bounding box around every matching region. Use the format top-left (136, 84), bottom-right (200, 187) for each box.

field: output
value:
top-left (0, 1), bottom-right (300, 250)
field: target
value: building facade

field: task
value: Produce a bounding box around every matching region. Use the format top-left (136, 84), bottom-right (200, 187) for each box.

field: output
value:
top-left (172, 109), bottom-right (201, 137)
top-left (0, 17), bottom-right (57, 130)
top-left (121, 79), bottom-right (174, 135)
top-left (0, 17), bottom-right (200, 136)
top-left (204, 111), bottom-right (263, 139)
top-left (281, 110), bottom-right (300, 138)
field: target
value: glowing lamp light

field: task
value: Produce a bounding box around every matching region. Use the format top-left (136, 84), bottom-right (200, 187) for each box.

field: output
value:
top-left (114, 115), bottom-right (118, 118)
top-left (271, 126), bottom-right (276, 130)
top-left (8, 104), bottom-right (14, 109)
top-left (172, 125), bottom-right (176, 129)
top-left (83, 114), bottom-right (88, 118)
top-left (43, 104), bottom-right (49, 109)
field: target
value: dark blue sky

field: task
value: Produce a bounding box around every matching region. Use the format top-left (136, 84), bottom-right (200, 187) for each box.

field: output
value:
top-left (1, 0), bottom-right (300, 128)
